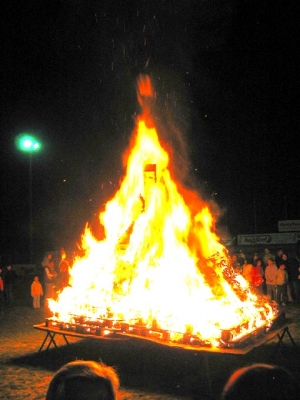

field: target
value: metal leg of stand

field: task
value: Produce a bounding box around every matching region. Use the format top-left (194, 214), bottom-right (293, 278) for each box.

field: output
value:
top-left (62, 334), bottom-right (70, 345)
top-left (38, 332), bottom-right (58, 352)
top-left (272, 326), bottom-right (297, 359)
top-left (46, 332), bottom-right (58, 350)
top-left (199, 354), bottom-right (212, 398)
top-left (284, 327), bottom-right (297, 347)
top-left (276, 327), bottom-right (297, 348)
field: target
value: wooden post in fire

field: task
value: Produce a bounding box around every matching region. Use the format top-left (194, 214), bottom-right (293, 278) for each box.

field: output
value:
top-left (143, 164), bottom-right (156, 211)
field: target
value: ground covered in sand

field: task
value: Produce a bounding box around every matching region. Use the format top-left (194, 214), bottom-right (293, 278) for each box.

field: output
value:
top-left (1, 272), bottom-right (300, 399)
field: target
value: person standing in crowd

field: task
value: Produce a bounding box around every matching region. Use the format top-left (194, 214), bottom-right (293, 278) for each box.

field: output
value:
top-left (0, 267), bottom-right (4, 317)
top-left (57, 248), bottom-right (70, 291)
top-left (242, 259), bottom-right (253, 285)
top-left (45, 360), bottom-right (120, 400)
top-left (265, 258), bottom-right (277, 301)
top-left (281, 253), bottom-right (293, 302)
top-left (262, 248), bottom-right (275, 268)
top-left (44, 260), bottom-right (57, 307)
top-left (237, 251), bottom-right (246, 269)
top-left (252, 252), bottom-right (260, 265)
top-left (276, 262), bottom-right (289, 306)
top-left (289, 253), bottom-right (300, 303)
top-left (3, 264), bottom-right (18, 306)
top-left (251, 259), bottom-right (264, 294)
top-left (40, 252), bottom-right (53, 292)
top-left (275, 248), bottom-right (285, 267)
top-left (230, 253), bottom-right (241, 274)
top-left (41, 252), bottom-right (53, 268)
top-left (274, 250), bottom-right (292, 302)
top-left (31, 275), bottom-right (43, 309)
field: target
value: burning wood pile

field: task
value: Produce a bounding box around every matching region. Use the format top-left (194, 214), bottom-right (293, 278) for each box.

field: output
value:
top-left (45, 75), bottom-right (279, 349)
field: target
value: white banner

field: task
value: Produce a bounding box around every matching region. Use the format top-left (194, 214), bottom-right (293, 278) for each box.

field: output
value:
top-left (238, 232), bottom-right (299, 245)
top-left (278, 220), bottom-right (300, 232)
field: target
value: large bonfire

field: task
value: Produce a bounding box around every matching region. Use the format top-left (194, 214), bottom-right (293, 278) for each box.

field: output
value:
top-left (48, 75), bottom-right (276, 347)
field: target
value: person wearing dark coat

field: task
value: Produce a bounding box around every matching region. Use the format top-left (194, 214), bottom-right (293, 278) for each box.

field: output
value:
top-left (289, 254), bottom-right (300, 303)
top-left (3, 265), bottom-right (18, 306)
top-left (0, 267), bottom-right (4, 315)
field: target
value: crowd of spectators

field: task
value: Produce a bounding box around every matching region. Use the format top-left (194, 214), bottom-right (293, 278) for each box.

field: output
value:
top-left (0, 248), bottom-right (72, 315)
top-left (229, 247), bottom-right (300, 305)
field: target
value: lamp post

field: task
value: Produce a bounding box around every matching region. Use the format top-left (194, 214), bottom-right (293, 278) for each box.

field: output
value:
top-left (15, 133), bottom-right (41, 263)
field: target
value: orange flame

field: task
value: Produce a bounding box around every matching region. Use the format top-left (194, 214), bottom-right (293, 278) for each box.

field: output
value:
top-left (49, 75), bottom-right (275, 346)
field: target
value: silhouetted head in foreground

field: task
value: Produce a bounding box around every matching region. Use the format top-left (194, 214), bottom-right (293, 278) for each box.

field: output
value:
top-left (221, 363), bottom-right (298, 400)
top-left (46, 360), bottom-right (119, 400)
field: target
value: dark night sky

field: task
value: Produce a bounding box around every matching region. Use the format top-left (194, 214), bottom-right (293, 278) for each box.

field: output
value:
top-left (1, 0), bottom-right (299, 263)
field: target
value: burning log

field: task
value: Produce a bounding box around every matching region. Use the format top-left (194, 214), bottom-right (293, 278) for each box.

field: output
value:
top-left (42, 314), bottom-right (281, 348)
top-left (44, 287), bottom-right (280, 349)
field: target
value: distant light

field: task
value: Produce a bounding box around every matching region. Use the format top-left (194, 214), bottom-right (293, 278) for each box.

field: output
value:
top-left (23, 139), bottom-right (32, 149)
top-left (15, 133), bottom-right (42, 153)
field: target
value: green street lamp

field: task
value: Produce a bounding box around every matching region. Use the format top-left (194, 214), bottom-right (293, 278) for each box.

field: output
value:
top-left (16, 134), bottom-right (41, 153)
top-left (15, 133), bottom-right (42, 263)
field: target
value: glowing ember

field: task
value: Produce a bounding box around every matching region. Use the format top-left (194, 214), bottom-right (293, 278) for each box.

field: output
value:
top-left (48, 75), bottom-right (277, 347)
